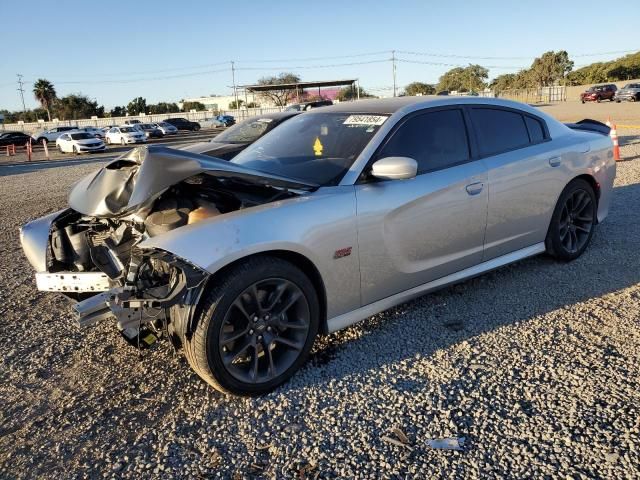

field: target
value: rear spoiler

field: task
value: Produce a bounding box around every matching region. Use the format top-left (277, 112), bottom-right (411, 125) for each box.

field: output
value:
top-left (564, 118), bottom-right (610, 136)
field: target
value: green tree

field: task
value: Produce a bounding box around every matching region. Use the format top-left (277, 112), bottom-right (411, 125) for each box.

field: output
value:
top-left (53, 94), bottom-right (102, 120)
top-left (246, 101), bottom-right (259, 108)
top-left (336, 85), bottom-right (374, 101)
top-left (127, 97), bottom-right (147, 116)
top-left (566, 52), bottom-right (640, 85)
top-left (228, 99), bottom-right (244, 109)
top-left (528, 50), bottom-right (573, 87)
top-left (438, 64), bottom-right (488, 92)
top-left (401, 82), bottom-right (436, 96)
top-left (148, 102), bottom-right (180, 114)
top-left (256, 72), bottom-right (301, 106)
top-left (182, 101), bottom-right (206, 111)
top-left (32, 78), bottom-right (57, 122)
top-left (110, 106), bottom-right (127, 117)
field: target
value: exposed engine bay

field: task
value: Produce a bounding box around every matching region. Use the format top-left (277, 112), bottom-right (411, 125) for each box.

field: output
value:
top-left (27, 146), bottom-right (310, 347)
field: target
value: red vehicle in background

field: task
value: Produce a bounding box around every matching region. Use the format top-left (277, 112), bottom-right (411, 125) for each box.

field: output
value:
top-left (580, 84), bottom-right (617, 103)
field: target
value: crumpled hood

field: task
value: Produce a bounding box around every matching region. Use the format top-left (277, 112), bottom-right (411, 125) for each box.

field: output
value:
top-left (68, 145), bottom-right (318, 217)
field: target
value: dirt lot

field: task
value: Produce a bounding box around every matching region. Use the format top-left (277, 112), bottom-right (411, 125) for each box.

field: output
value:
top-left (0, 107), bottom-right (639, 479)
top-left (538, 100), bottom-right (640, 125)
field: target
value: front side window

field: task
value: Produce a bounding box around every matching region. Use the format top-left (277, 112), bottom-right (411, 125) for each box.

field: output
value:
top-left (377, 109), bottom-right (470, 174)
top-left (470, 108), bottom-right (530, 156)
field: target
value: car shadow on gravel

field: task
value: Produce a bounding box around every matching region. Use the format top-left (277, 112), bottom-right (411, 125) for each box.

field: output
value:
top-left (299, 181), bottom-right (640, 391)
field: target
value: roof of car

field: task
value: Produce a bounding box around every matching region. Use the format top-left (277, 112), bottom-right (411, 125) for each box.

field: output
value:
top-left (252, 111), bottom-right (300, 120)
top-left (308, 96), bottom-right (535, 115)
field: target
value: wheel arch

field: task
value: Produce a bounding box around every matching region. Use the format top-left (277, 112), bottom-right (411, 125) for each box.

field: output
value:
top-left (572, 173), bottom-right (601, 208)
top-left (192, 250), bottom-right (328, 335)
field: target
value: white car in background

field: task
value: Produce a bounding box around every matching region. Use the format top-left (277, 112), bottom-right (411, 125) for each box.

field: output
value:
top-left (152, 122), bottom-right (178, 135)
top-left (77, 127), bottom-right (106, 139)
top-left (55, 132), bottom-right (105, 154)
top-left (32, 126), bottom-right (79, 144)
top-left (105, 126), bottom-right (147, 145)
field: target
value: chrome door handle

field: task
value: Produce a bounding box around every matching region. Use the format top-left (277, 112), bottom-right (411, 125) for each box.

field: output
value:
top-left (548, 156), bottom-right (561, 167)
top-left (465, 182), bottom-right (484, 195)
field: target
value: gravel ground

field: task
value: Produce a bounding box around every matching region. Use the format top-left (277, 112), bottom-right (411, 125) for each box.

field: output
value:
top-left (0, 144), bottom-right (639, 479)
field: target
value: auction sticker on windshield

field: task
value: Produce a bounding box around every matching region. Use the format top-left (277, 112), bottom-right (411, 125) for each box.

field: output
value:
top-left (343, 115), bottom-right (388, 126)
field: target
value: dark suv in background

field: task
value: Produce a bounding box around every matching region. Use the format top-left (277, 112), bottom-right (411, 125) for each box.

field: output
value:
top-left (164, 117), bottom-right (201, 131)
top-left (580, 84), bottom-right (617, 103)
top-left (614, 83), bottom-right (640, 103)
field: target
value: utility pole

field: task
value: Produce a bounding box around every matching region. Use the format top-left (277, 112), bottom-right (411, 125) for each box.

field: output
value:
top-left (17, 74), bottom-right (26, 114)
top-left (391, 50), bottom-right (397, 97)
top-left (231, 61), bottom-right (238, 111)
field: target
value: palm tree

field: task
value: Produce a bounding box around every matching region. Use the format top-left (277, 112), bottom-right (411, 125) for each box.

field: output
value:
top-left (32, 79), bottom-right (57, 121)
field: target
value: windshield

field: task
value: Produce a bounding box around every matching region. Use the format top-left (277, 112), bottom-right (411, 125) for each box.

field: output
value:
top-left (625, 84), bottom-right (640, 89)
top-left (158, 122), bottom-right (171, 127)
top-left (213, 118), bottom-right (273, 144)
top-left (71, 133), bottom-right (94, 140)
top-left (120, 127), bottom-right (136, 133)
top-left (231, 112), bottom-right (389, 185)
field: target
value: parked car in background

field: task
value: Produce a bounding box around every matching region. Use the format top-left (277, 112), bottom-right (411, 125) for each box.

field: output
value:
top-left (138, 123), bottom-right (164, 139)
top-left (580, 84), bottom-right (617, 103)
top-left (105, 126), bottom-right (147, 145)
top-left (182, 111), bottom-right (300, 160)
top-left (124, 119), bottom-right (142, 125)
top-left (55, 132), bottom-right (105, 154)
top-left (77, 127), bottom-right (106, 139)
top-left (285, 99), bottom-right (333, 111)
top-left (32, 126), bottom-right (78, 144)
top-left (164, 117), bottom-right (201, 131)
top-left (151, 122), bottom-right (178, 135)
top-left (199, 115), bottom-right (236, 129)
top-left (614, 83), bottom-right (640, 103)
top-left (0, 131), bottom-right (34, 147)
top-left (19, 97), bottom-right (616, 395)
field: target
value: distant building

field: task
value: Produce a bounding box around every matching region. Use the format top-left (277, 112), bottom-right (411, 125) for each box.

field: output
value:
top-left (179, 93), bottom-right (273, 111)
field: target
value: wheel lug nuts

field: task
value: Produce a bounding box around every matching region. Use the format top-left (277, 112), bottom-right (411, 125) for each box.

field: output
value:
top-left (249, 329), bottom-right (254, 335)
top-left (267, 326), bottom-right (272, 332)
top-left (253, 316), bottom-right (258, 322)
top-left (258, 335), bottom-right (263, 341)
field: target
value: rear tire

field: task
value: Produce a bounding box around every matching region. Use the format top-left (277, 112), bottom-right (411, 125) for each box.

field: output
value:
top-left (545, 179), bottom-right (596, 261)
top-left (183, 256), bottom-right (319, 395)
top-left (120, 138), bottom-right (125, 146)
top-left (73, 145), bottom-right (78, 155)
top-left (596, 96), bottom-right (601, 103)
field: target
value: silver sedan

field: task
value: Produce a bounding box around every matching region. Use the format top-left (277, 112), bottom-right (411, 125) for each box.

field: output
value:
top-left (20, 97), bottom-right (616, 395)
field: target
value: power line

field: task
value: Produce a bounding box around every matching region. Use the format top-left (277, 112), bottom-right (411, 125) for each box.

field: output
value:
top-left (396, 58), bottom-right (527, 70)
top-left (53, 67), bottom-right (231, 85)
top-left (396, 48), bottom-right (639, 60)
top-left (238, 50), bottom-right (391, 63)
top-left (236, 59), bottom-right (389, 71)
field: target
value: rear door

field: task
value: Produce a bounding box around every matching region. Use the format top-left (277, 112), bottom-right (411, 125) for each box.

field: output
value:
top-left (467, 106), bottom-right (565, 260)
top-left (355, 107), bottom-right (488, 305)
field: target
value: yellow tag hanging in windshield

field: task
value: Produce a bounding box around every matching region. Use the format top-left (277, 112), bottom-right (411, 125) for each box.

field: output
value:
top-left (313, 137), bottom-right (323, 156)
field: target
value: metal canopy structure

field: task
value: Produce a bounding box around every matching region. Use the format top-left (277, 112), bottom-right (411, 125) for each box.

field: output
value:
top-left (238, 79), bottom-right (359, 104)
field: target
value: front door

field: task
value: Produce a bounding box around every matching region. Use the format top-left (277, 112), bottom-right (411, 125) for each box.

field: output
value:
top-left (355, 107), bottom-right (488, 305)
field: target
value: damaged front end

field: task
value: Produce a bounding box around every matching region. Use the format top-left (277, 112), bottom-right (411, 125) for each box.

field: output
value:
top-left (20, 145), bottom-right (314, 347)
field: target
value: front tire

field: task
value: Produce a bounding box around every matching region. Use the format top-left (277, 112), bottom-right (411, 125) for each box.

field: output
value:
top-left (184, 256), bottom-right (319, 395)
top-left (545, 179), bottom-right (596, 261)
top-left (120, 138), bottom-right (126, 146)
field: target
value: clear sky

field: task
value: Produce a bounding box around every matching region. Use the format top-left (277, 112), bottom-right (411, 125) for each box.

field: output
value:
top-left (2, 0), bottom-right (639, 111)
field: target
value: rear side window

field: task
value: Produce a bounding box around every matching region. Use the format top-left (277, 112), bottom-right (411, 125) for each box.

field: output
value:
top-left (470, 108), bottom-right (530, 156)
top-left (525, 116), bottom-right (545, 144)
top-left (378, 109), bottom-right (470, 174)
